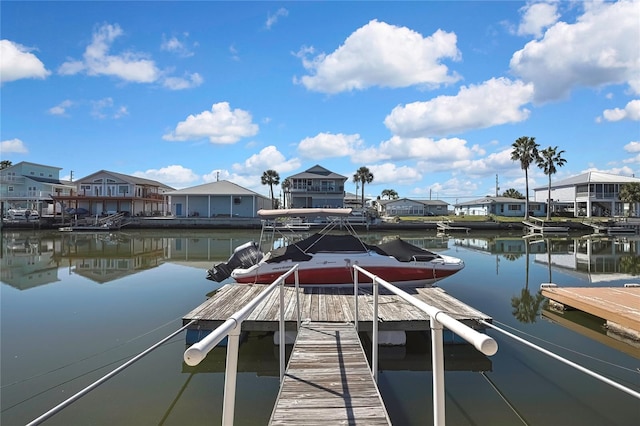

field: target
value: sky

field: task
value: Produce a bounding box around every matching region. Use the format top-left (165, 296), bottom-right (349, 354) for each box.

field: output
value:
top-left (1, 0), bottom-right (639, 203)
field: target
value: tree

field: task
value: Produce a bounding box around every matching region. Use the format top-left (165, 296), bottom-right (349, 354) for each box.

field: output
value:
top-left (619, 182), bottom-right (640, 216)
top-left (0, 160), bottom-right (12, 170)
top-left (511, 136), bottom-right (539, 219)
top-left (536, 146), bottom-right (567, 220)
top-left (381, 189), bottom-right (398, 200)
top-left (261, 169), bottom-right (280, 209)
top-left (502, 188), bottom-right (524, 199)
top-left (353, 166), bottom-right (374, 209)
top-left (281, 178), bottom-right (291, 209)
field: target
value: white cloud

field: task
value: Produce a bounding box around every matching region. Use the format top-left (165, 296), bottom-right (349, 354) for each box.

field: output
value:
top-left (48, 100), bottom-right (74, 116)
top-left (368, 163), bottom-right (422, 185)
top-left (133, 165), bottom-right (199, 189)
top-left (510, 0), bottom-right (640, 103)
top-left (163, 72), bottom-right (203, 90)
top-left (232, 145), bottom-right (300, 175)
top-left (600, 99), bottom-right (640, 122)
top-left (265, 8), bottom-right (289, 30)
top-left (91, 97), bottom-right (128, 119)
top-left (385, 78), bottom-right (533, 137)
top-left (163, 102), bottom-right (259, 144)
top-left (517, 2), bottom-right (560, 38)
top-left (0, 39), bottom-right (51, 83)
top-left (364, 136), bottom-right (476, 164)
top-left (413, 177), bottom-right (480, 199)
top-left (59, 23), bottom-right (160, 83)
top-left (296, 20), bottom-right (461, 94)
top-left (0, 138), bottom-right (28, 153)
top-left (161, 33), bottom-right (195, 57)
top-left (297, 132), bottom-right (364, 159)
top-left (625, 141), bottom-right (640, 153)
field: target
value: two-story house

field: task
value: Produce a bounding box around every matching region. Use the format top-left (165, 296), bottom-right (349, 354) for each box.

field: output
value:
top-left (533, 171), bottom-right (640, 217)
top-left (52, 170), bottom-right (174, 217)
top-left (0, 161), bottom-right (75, 216)
top-left (285, 165), bottom-right (348, 208)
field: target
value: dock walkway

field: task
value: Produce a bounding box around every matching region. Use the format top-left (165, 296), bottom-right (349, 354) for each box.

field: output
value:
top-left (522, 217), bottom-right (569, 235)
top-left (269, 322), bottom-right (390, 425)
top-left (183, 284), bottom-right (492, 332)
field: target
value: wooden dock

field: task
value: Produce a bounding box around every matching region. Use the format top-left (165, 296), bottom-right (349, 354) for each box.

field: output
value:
top-left (541, 285), bottom-right (640, 341)
top-left (522, 217), bottom-right (569, 235)
top-left (269, 322), bottom-right (391, 425)
top-left (183, 284), bottom-right (492, 332)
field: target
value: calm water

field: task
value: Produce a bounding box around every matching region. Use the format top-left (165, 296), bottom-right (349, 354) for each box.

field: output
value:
top-left (1, 228), bottom-right (639, 426)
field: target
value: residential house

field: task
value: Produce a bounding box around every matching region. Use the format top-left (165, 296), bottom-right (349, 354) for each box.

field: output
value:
top-left (454, 196), bottom-right (545, 217)
top-left (53, 170), bottom-right (174, 216)
top-left (533, 171), bottom-right (640, 217)
top-left (166, 180), bottom-right (271, 218)
top-left (376, 198), bottom-right (449, 217)
top-left (285, 165), bottom-right (347, 208)
top-left (0, 161), bottom-right (75, 216)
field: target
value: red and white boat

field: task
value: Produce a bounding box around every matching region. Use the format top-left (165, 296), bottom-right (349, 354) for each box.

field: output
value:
top-left (206, 208), bottom-right (464, 287)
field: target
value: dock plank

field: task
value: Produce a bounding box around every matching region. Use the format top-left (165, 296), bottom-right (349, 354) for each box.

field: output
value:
top-left (183, 283), bottom-right (492, 332)
top-left (269, 322), bottom-right (391, 426)
top-left (541, 286), bottom-right (640, 337)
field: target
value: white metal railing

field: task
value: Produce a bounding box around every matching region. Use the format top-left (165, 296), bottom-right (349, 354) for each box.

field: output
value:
top-left (352, 265), bottom-right (498, 426)
top-left (183, 265), bottom-right (300, 425)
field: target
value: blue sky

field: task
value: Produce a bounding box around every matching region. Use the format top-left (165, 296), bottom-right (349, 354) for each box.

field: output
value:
top-left (2, 1), bottom-right (639, 203)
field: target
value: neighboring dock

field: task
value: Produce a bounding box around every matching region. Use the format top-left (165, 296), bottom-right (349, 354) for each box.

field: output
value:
top-left (541, 284), bottom-right (640, 341)
top-left (183, 284), bottom-right (492, 332)
top-left (436, 220), bottom-right (470, 234)
top-left (269, 322), bottom-right (391, 425)
top-left (522, 217), bottom-right (569, 235)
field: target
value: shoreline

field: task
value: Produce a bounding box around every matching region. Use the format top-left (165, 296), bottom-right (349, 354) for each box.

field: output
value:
top-left (0, 216), bottom-right (594, 232)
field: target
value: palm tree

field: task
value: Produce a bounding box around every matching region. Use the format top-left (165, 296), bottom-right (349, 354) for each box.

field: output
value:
top-left (261, 169), bottom-right (280, 209)
top-left (618, 182), bottom-right (640, 216)
top-left (502, 188), bottom-right (524, 199)
top-left (0, 160), bottom-right (12, 170)
top-left (353, 166), bottom-right (374, 209)
top-left (281, 178), bottom-right (291, 209)
top-left (511, 136), bottom-right (539, 220)
top-left (536, 146), bottom-right (567, 220)
top-left (381, 189), bottom-right (398, 200)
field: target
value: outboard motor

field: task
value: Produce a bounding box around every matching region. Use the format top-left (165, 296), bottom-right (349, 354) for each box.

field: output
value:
top-left (207, 241), bottom-right (263, 282)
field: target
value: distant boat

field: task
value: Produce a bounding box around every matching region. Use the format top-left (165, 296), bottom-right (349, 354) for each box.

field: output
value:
top-left (207, 208), bottom-right (465, 287)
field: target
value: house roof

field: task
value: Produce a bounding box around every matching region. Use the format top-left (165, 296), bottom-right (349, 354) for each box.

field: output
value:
top-left (3, 161), bottom-right (63, 171)
top-left (455, 196), bottom-right (543, 207)
top-left (76, 170), bottom-right (175, 190)
top-left (378, 198), bottom-right (448, 206)
top-left (166, 180), bottom-right (268, 199)
top-left (287, 164), bottom-right (347, 181)
top-left (534, 171), bottom-right (640, 190)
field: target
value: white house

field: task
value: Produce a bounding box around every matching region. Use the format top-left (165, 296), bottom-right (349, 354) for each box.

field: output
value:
top-left (166, 180), bottom-right (271, 218)
top-left (376, 198), bottom-right (449, 217)
top-left (533, 171), bottom-right (640, 217)
top-left (454, 196), bottom-right (545, 217)
top-left (0, 161), bottom-right (75, 216)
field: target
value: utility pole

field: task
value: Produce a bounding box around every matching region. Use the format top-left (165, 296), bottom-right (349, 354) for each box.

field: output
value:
top-left (495, 174), bottom-right (499, 197)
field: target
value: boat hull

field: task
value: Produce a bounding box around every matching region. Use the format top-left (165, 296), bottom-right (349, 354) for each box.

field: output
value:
top-left (231, 252), bottom-right (464, 287)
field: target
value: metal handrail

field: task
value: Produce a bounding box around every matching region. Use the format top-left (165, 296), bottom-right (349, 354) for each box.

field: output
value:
top-left (352, 265), bottom-right (498, 426)
top-left (183, 264), bottom-right (300, 425)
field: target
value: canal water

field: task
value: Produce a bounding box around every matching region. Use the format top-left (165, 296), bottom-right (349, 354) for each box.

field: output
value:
top-left (1, 229), bottom-right (638, 425)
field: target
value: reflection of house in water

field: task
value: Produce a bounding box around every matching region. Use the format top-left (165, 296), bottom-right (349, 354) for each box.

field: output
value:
top-left (534, 236), bottom-right (640, 283)
top-left (53, 233), bottom-right (171, 284)
top-left (1, 233), bottom-right (61, 290)
top-left (453, 236), bottom-right (546, 255)
top-left (379, 235), bottom-right (449, 250)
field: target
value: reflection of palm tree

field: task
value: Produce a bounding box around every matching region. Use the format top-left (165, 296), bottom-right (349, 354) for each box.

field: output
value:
top-left (511, 288), bottom-right (545, 323)
top-left (619, 255), bottom-right (640, 275)
top-left (503, 253), bottom-right (523, 261)
top-left (511, 239), bottom-right (545, 323)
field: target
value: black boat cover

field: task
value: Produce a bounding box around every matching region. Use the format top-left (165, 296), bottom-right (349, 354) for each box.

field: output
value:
top-left (266, 234), bottom-right (437, 263)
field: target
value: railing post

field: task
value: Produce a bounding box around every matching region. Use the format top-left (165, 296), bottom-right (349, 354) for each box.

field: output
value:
top-left (222, 324), bottom-right (242, 426)
top-left (295, 269), bottom-right (301, 330)
top-left (430, 315), bottom-right (445, 426)
top-left (279, 278), bottom-right (286, 382)
top-left (354, 270), bottom-right (359, 333)
top-left (372, 276), bottom-right (379, 383)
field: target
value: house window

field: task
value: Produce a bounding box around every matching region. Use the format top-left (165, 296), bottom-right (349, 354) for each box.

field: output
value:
top-left (508, 204), bottom-right (521, 211)
top-left (118, 185), bottom-right (129, 194)
top-left (234, 197), bottom-right (242, 204)
top-left (8, 186), bottom-right (13, 192)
